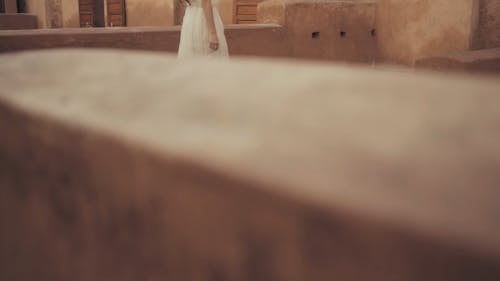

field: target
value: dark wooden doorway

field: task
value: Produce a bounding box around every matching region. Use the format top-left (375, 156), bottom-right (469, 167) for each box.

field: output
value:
top-left (17, 0), bottom-right (26, 13)
top-left (0, 0), bottom-right (5, 13)
top-left (79, 0), bottom-right (105, 27)
top-left (107, 0), bottom-right (126, 27)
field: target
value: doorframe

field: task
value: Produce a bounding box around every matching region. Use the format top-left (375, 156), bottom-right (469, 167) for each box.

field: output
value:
top-left (76, 0), bottom-right (133, 28)
top-left (105, 0), bottom-right (127, 27)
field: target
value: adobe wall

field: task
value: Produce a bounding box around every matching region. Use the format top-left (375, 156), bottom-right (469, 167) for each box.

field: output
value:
top-left (1, 49), bottom-right (500, 281)
top-left (218, 0), bottom-right (234, 24)
top-left (126, 0), bottom-right (174, 26)
top-left (376, 0), bottom-right (478, 65)
top-left (45, 0), bottom-right (63, 28)
top-left (124, 0), bottom-right (234, 26)
top-left (24, 0), bottom-right (47, 28)
top-left (24, 0), bottom-right (78, 28)
top-left (258, 0), bottom-right (377, 63)
top-left (62, 0), bottom-right (80, 28)
top-left (0, 24), bottom-right (289, 57)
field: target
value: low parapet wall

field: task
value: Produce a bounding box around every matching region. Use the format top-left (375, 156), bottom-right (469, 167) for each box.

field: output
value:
top-left (0, 24), bottom-right (290, 57)
top-left (1, 49), bottom-right (500, 281)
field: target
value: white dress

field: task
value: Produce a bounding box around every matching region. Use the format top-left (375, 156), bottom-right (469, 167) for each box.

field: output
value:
top-left (178, 0), bottom-right (229, 59)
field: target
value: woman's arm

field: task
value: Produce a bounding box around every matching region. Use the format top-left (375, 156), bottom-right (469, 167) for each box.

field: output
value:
top-left (202, 0), bottom-right (219, 50)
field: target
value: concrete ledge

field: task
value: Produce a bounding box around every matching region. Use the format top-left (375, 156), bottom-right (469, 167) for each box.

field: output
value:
top-left (0, 24), bottom-right (289, 57)
top-left (1, 49), bottom-right (500, 281)
top-left (0, 13), bottom-right (38, 30)
top-left (415, 48), bottom-right (500, 74)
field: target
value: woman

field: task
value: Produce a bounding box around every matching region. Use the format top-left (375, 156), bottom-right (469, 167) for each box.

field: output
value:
top-left (178, 0), bottom-right (229, 59)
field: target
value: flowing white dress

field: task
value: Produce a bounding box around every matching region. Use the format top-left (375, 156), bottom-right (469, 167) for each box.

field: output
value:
top-left (177, 0), bottom-right (229, 59)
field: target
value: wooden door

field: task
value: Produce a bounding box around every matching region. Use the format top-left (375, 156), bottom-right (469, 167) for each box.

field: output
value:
top-left (234, 0), bottom-right (264, 24)
top-left (79, 0), bottom-right (96, 27)
top-left (107, 0), bottom-right (125, 27)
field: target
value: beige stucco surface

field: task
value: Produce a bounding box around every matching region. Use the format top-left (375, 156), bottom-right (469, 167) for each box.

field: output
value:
top-left (217, 0), bottom-right (234, 24)
top-left (25, 0), bottom-right (47, 28)
top-left (62, 0), bottom-right (80, 28)
top-left (376, 0), bottom-right (477, 65)
top-left (126, 0), bottom-right (174, 26)
top-left (258, 0), bottom-right (377, 62)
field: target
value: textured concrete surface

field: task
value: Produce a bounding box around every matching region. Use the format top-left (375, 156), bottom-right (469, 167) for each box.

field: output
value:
top-left (24, 0), bottom-right (47, 28)
top-left (126, 0), bottom-right (174, 26)
top-left (45, 0), bottom-right (63, 28)
top-left (61, 0), bottom-right (80, 28)
top-left (376, 0), bottom-right (478, 65)
top-left (415, 47), bottom-right (500, 74)
top-left (1, 49), bottom-right (500, 281)
top-left (258, 0), bottom-right (377, 62)
top-left (0, 24), bottom-right (289, 57)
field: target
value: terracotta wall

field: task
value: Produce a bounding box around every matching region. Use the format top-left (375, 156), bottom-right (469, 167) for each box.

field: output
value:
top-left (258, 0), bottom-right (377, 62)
top-left (126, 0), bottom-right (174, 26)
top-left (24, 0), bottom-right (78, 28)
top-left (0, 25), bottom-right (289, 57)
top-left (376, 0), bottom-right (478, 65)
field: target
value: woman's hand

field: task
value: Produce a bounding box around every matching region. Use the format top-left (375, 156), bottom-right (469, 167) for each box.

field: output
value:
top-left (203, 0), bottom-right (219, 51)
top-left (209, 32), bottom-right (219, 51)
